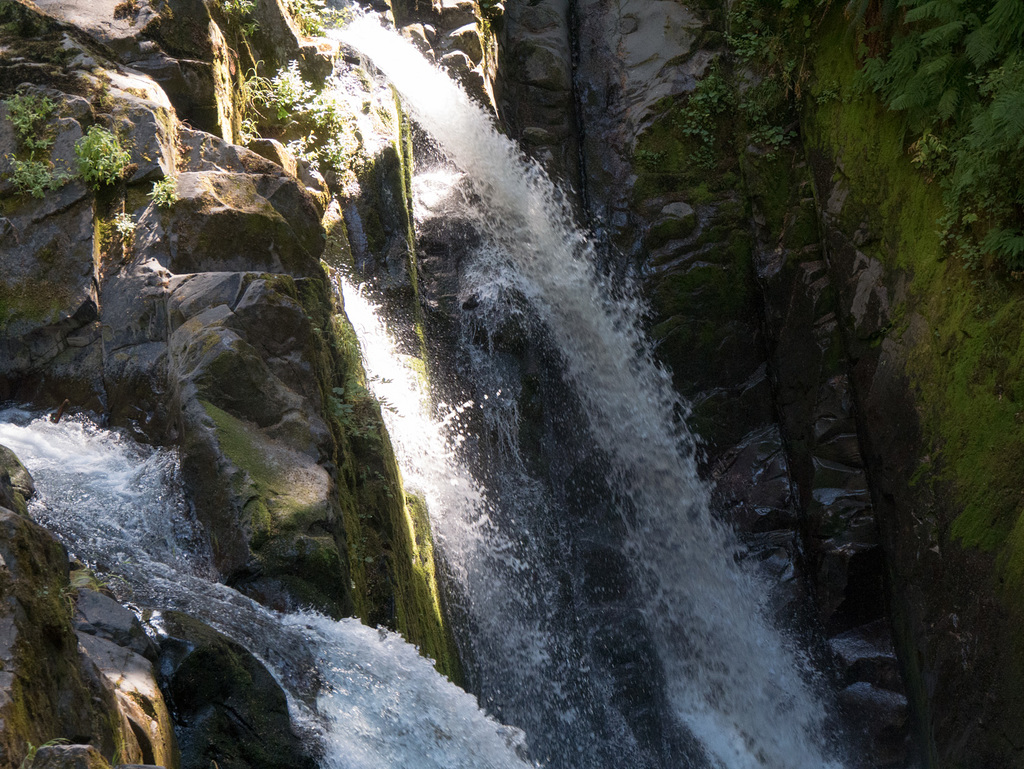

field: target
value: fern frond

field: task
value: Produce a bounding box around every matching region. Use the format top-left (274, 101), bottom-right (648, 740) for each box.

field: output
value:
top-left (920, 19), bottom-right (965, 47)
top-left (987, 0), bottom-right (1024, 47)
top-left (905, 0), bottom-right (959, 24)
top-left (965, 24), bottom-right (998, 68)
top-left (936, 85), bottom-right (961, 119)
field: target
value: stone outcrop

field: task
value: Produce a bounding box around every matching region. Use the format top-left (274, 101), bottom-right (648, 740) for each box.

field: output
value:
top-left (1, 2), bottom-right (459, 762)
top-left (0, 477), bottom-right (177, 769)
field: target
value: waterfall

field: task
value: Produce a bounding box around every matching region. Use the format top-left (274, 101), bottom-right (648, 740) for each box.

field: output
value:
top-left (0, 409), bottom-right (535, 769)
top-left (337, 17), bottom-right (844, 769)
top-left (340, 272), bottom-right (634, 768)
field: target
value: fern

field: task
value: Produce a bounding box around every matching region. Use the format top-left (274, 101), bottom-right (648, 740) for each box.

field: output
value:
top-left (857, 0), bottom-right (1024, 269)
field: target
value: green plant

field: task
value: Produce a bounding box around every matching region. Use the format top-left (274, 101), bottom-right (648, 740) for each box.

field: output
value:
top-left (219, 0), bottom-right (255, 17)
top-left (859, 0), bottom-right (1024, 269)
top-left (286, 0), bottom-right (350, 36)
top-left (3, 92), bottom-right (58, 153)
top-left (149, 176), bottom-right (178, 207)
top-left (75, 125), bottom-right (130, 189)
top-left (112, 212), bottom-right (135, 241)
top-left (248, 62), bottom-right (362, 178)
top-left (5, 157), bottom-right (71, 198)
top-left (672, 66), bottom-right (735, 167)
top-left (2, 91), bottom-right (74, 198)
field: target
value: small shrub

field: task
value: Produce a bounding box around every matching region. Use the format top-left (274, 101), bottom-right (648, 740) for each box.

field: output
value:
top-left (149, 176), bottom-right (179, 207)
top-left (3, 92), bottom-right (58, 154)
top-left (6, 157), bottom-right (71, 198)
top-left (75, 125), bottom-right (130, 189)
top-left (286, 0), bottom-right (349, 37)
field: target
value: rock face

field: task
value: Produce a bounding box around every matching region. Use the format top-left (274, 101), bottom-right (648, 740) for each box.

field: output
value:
top-left (1, 1), bottom-right (459, 764)
top-left (799, 17), bottom-right (1024, 763)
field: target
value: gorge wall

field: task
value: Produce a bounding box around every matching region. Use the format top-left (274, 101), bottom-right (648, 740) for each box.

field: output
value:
top-left (2, 0), bottom-right (1024, 766)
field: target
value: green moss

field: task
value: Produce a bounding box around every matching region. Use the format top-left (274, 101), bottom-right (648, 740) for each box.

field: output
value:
top-left (390, 493), bottom-right (462, 683)
top-left (0, 280), bottom-right (73, 328)
top-left (806, 4), bottom-right (1024, 651)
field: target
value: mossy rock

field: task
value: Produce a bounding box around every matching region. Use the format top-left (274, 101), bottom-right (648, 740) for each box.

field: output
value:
top-left (0, 509), bottom-right (128, 767)
top-left (167, 172), bottom-right (324, 278)
top-left (0, 443), bottom-right (34, 516)
top-left (801, 9), bottom-right (1024, 764)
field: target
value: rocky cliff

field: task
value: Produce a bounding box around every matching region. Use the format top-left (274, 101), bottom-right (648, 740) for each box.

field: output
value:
top-left (3, 0), bottom-right (1024, 766)
top-left (482, 0), bottom-right (1024, 765)
top-left (0, 0), bottom-right (457, 764)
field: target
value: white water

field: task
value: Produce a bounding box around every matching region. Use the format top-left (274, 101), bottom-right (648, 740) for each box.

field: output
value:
top-left (0, 409), bottom-right (535, 769)
top-left (338, 17), bottom-right (844, 769)
top-left (339, 272), bottom-right (631, 768)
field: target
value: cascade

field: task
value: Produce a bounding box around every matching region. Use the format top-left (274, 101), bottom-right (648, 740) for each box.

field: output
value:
top-left (0, 409), bottom-right (535, 769)
top-left (337, 16), bottom-right (845, 769)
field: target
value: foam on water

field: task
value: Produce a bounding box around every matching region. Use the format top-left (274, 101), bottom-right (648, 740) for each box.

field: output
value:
top-left (0, 409), bottom-right (535, 769)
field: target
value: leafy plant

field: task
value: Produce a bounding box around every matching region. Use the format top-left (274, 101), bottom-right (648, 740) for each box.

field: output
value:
top-left (287, 0), bottom-right (349, 36)
top-left (672, 66), bottom-right (735, 167)
top-left (2, 91), bottom-right (73, 198)
top-left (219, 0), bottom-right (254, 18)
top-left (3, 92), bottom-right (59, 154)
top-left (860, 0), bottom-right (1024, 268)
top-left (248, 61), bottom-right (362, 178)
top-left (75, 125), bottom-right (130, 189)
top-left (113, 212), bottom-right (135, 240)
top-left (149, 176), bottom-right (178, 207)
top-left (6, 157), bottom-right (71, 198)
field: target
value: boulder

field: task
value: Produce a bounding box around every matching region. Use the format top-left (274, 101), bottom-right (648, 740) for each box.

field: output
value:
top-left (74, 588), bottom-right (159, 660)
top-left (0, 508), bottom-right (127, 767)
top-left (447, 23), bottom-right (483, 65)
top-left (0, 443), bottom-right (35, 516)
top-left (168, 272), bottom-right (351, 616)
top-left (30, 744), bottom-right (113, 769)
top-left (647, 201), bottom-right (696, 248)
top-left (76, 633), bottom-right (178, 769)
top-left (160, 171), bottom-right (324, 278)
top-left (155, 612), bottom-right (315, 769)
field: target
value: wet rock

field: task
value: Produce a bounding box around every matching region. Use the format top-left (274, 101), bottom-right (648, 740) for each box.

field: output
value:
top-left (829, 618), bottom-right (903, 693)
top-left (74, 588), bottom-right (159, 660)
top-left (837, 681), bottom-right (910, 769)
top-left (155, 611), bottom-right (316, 769)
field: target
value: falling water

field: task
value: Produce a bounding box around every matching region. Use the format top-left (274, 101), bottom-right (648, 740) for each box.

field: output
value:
top-left (340, 272), bottom-right (633, 767)
top-left (338, 17), bottom-right (844, 769)
top-left (0, 409), bottom-right (535, 769)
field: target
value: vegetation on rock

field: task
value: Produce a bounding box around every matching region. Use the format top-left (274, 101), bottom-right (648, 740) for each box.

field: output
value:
top-left (75, 126), bottom-right (131, 189)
